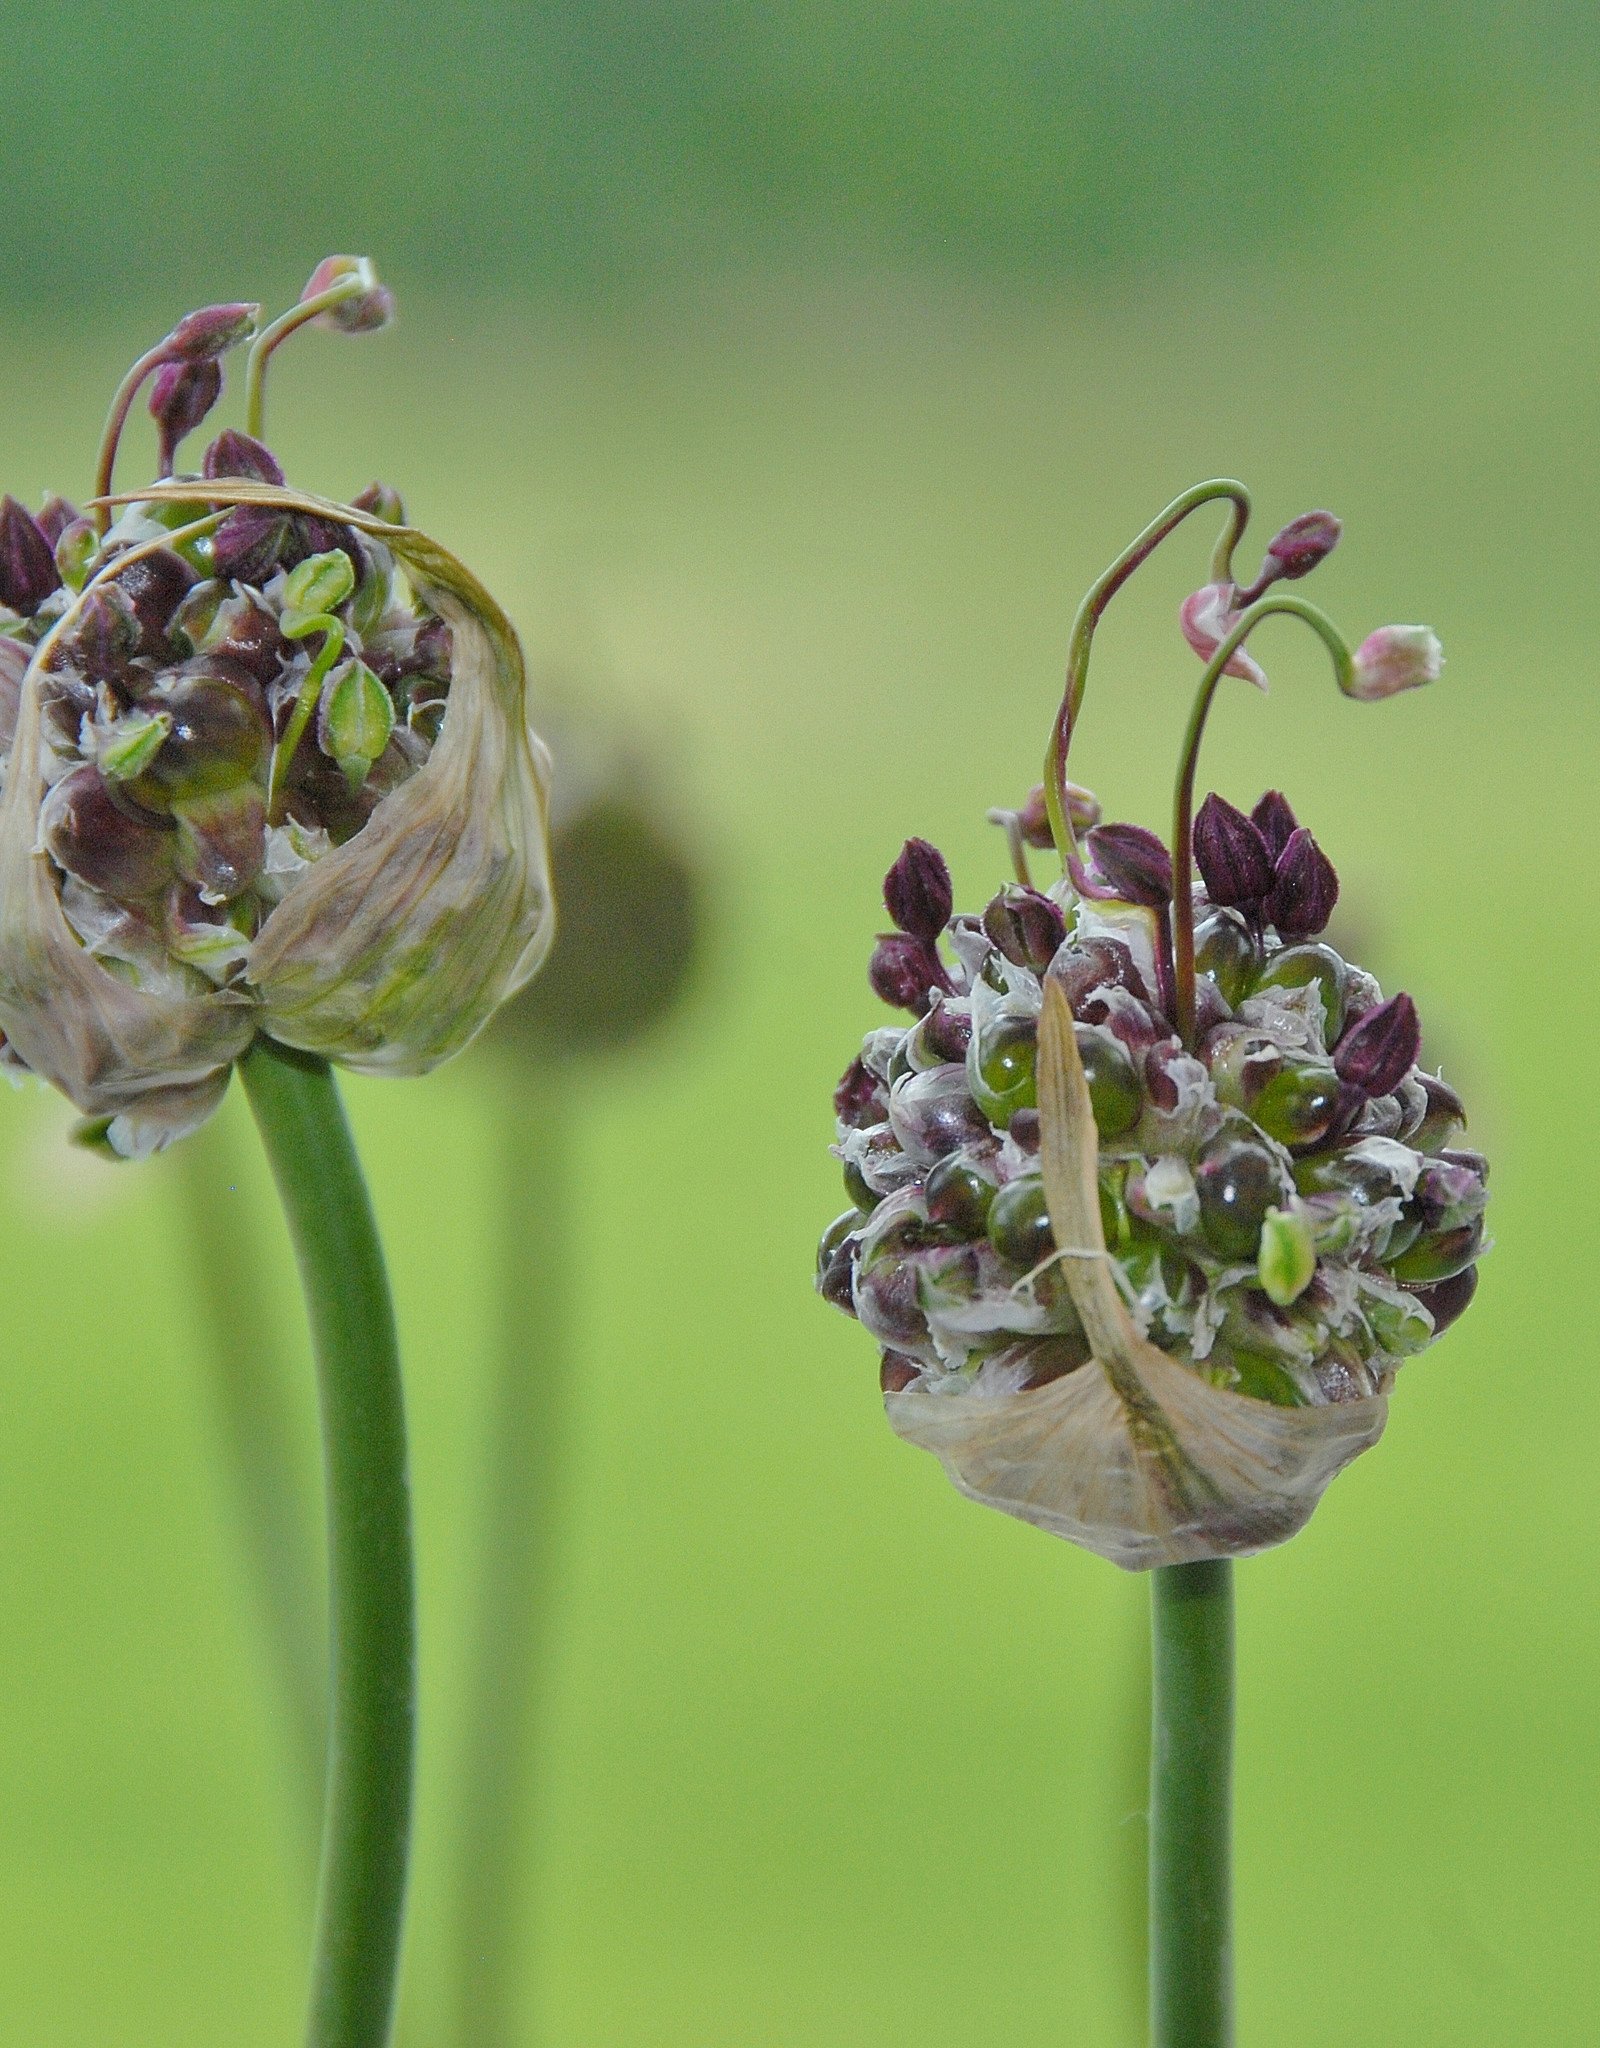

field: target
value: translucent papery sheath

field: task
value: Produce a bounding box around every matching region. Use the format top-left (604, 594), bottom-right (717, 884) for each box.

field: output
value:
top-left (885, 983), bottom-right (1389, 1569)
top-left (0, 481), bottom-right (553, 1154)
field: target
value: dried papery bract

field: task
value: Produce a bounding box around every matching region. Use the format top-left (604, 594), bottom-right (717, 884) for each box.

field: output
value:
top-left (885, 985), bottom-right (1388, 1568)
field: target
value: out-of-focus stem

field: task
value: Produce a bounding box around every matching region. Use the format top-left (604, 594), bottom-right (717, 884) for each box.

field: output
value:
top-left (169, 1110), bottom-right (326, 1842)
top-left (449, 1061), bottom-right (570, 2048)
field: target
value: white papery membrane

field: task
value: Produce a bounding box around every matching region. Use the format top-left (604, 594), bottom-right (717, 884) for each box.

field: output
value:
top-left (0, 481), bottom-right (553, 1154)
top-left (885, 981), bottom-right (1390, 1569)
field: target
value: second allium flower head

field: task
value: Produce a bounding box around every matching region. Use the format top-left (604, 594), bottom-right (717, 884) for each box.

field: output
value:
top-left (0, 260), bottom-right (553, 1154)
top-left (817, 485), bottom-right (1486, 1566)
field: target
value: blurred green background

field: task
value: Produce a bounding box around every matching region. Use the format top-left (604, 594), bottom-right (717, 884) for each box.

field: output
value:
top-left (0, 1), bottom-right (1590, 2042)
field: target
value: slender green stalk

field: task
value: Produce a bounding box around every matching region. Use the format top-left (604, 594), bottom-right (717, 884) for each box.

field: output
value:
top-left (450, 1062), bottom-right (570, 2047)
top-left (240, 1039), bottom-right (416, 2048)
top-left (1149, 1560), bottom-right (1234, 2048)
top-left (170, 1113), bottom-right (326, 1843)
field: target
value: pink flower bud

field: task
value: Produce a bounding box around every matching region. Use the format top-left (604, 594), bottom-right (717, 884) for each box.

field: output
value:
top-left (164, 302), bottom-right (260, 362)
top-left (302, 256), bottom-right (394, 335)
top-left (1347, 626), bottom-right (1442, 701)
top-left (1179, 584), bottom-right (1268, 691)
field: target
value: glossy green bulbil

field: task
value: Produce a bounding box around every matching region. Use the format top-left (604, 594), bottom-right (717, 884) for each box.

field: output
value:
top-left (1250, 1058), bottom-right (1340, 1148)
top-left (1077, 1026), bottom-right (1142, 1138)
top-left (970, 1015), bottom-right (1037, 1126)
top-left (1195, 1136), bottom-right (1281, 1261)
top-left (987, 1176), bottom-right (1054, 1268)
top-left (1194, 910), bottom-right (1260, 1008)
top-left (1253, 942), bottom-right (1347, 1041)
top-left (817, 1209), bottom-right (865, 1272)
top-left (1387, 1218), bottom-right (1484, 1284)
top-left (923, 1154), bottom-right (995, 1237)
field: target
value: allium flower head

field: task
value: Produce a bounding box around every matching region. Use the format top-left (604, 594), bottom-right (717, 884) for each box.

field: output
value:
top-left (0, 264), bottom-right (552, 1154)
top-left (817, 484), bottom-right (1481, 1566)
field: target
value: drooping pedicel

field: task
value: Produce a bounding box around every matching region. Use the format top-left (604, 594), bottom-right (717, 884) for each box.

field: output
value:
top-left (0, 262), bottom-right (552, 1154)
top-left (816, 487), bottom-right (1483, 1566)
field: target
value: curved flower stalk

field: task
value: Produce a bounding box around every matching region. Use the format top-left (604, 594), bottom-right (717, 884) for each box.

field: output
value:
top-left (0, 351), bottom-right (551, 1157)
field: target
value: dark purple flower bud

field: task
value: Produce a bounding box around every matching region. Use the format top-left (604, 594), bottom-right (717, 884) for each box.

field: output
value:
top-left (1008, 1107), bottom-right (1041, 1151)
top-left (35, 496), bottom-right (82, 548)
top-left (1084, 822), bottom-right (1172, 906)
top-left (1334, 992), bottom-right (1421, 1097)
top-left (203, 430), bottom-right (286, 485)
top-left (982, 885), bottom-right (1066, 972)
top-left (1263, 826), bottom-right (1339, 937)
top-left (212, 505), bottom-right (292, 584)
top-left (869, 933), bottom-right (951, 1013)
top-left (882, 837), bottom-right (953, 941)
top-left (1193, 793), bottom-right (1273, 907)
top-left (351, 480), bottom-right (406, 524)
top-left (879, 1352), bottom-right (921, 1393)
top-left (112, 547), bottom-right (197, 656)
top-left (1250, 790), bottom-right (1298, 859)
top-left (0, 495), bottom-right (62, 614)
top-left (834, 1055), bottom-right (885, 1128)
top-left (165, 302), bottom-right (259, 363)
top-left (1403, 1265), bottom-right (1477, 1335)
top-left (917, 997), bottom-right (972, 1064)
top-left (73, 585), bottom-right (142, 683)
top-left (1238, 511), bottom-right (1342, 600)
top-left (148, 359), bottom-right (223, 476)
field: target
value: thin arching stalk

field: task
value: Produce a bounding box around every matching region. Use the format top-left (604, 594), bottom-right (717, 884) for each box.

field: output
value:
top-left (1149, 1560), bottom-right (1235, 2048)
top-left (241, 1040), bottom-right (416, 2048)
top-left (448, 1059), bottom-right (571, 2047)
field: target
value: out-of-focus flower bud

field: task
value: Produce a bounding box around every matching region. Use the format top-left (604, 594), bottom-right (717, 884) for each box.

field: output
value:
top-left (212, 504), bottom-right (293, 583)
top-left (165, 302), bottom-right (260, 363)
top-left (883, 837), bottom-right (952, 941)
top-left (1193, 794), bottom-right (1273, 907)
top-left (302, 256), bottom-right (395, 334)
top-left (204, 430), bottom-right (285, 485)
top-left (54, 518), bottom-right (97, 592)
top-left (1082, 821), bottom-right (1173, 906)
top-left (0, 496), bottom-right (62, 615)
top-left (1257, 1204), bottom-right (1316, 1306)
top-left (1333, 992), bottom-right (1420, 1096)
top-left (148, 359), bottom-right (223, 476)
top-left (982, 884), bottom-right (1066, 971)
top-left (1262, 826), bottom-right (1339, 938)
top-left (351, 481), bottom-right (405, 525)
top-left (318, 659), bottom-right (395, 789)
top-left (1179, 583), bottom-right (1268, 689)
top-left (1347, 625), bottom-right (1443, 701)
top-left (35, 496), bottom-right (82, 548)
top-left (1237, 511), bottom-right (1342, 602)
top-left (1016, 779), bottom-right (1100, 848)
top-left (869, 933), bottom-right (950, 1013)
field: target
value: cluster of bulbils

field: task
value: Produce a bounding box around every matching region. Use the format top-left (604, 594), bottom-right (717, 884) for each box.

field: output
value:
top-left (817, 493), bottom-right (1485, 1549)
top-left (820, 805), bottom-right (1483, 1411)
top-left (0, 260), bottom-right (552, 1153)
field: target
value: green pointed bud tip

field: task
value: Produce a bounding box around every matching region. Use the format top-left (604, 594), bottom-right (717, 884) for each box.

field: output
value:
top-left (320, 659), bottom-right (395, 788)
top-left (100, 710), bottom-right (174, 782)
top-left (69, 1116), bottom-right (125, 1160)
top-left (54, 518), bottom-right (98, 592)
top-left (282, 548), bottom-right (356, 622)
top-left (1257, 1205), bottom-right (1316, 1307)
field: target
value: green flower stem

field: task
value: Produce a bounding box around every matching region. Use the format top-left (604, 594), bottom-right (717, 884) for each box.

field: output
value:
top-left (170, 1114), bottom-right (326, 1844)
top-left (450, 1061), bottom-right (570, 2048)
top-left (245, 276), bottom-right (371, 440)
top-left (1043, 480), bottom-right (1251, 865)
top-left (270, 614), bottom-right (346, 816)
top-left (91, 342), bottom-right (171, 531)
top-left (1169, 591), bottom-right (1352, 1043)
top-left (1149, 1560), bottom-right (1235, 2048)
top-left (240, 1039), bottom-right (416, 2048)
